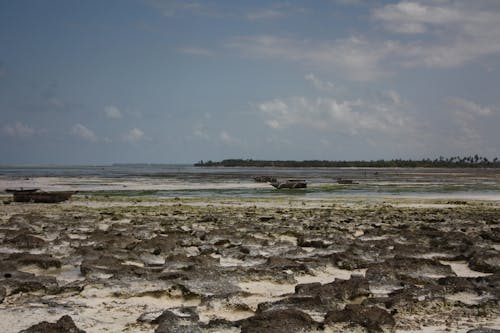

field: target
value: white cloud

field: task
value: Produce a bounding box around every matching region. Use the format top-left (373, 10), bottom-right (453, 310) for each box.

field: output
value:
top-left (373, 1), bottom-right (500, 67)
top-left (448, 97), bottom-right (494, 117)
top-left (247, 4), bottom-right (305, 21)
top-left (178, 47), bottom-right (214, 56)
top-left (219, 131), bottom-right (238, 144)
top-left (335, 0), bottom-right (371, 6)
top-left (229, 35), bottom-right (397, 81)
top-left (193, 123), bottom-right (210, 139)
top-left (257, 95), bottom-right (412, 135)
top-left (383, 90), bottom-right (403, 106)
top-left (149, 0), bottom-right (223, 17)
top-left (2, 122), bottom-right (36, 139)
top-left (447, 97), bottom-right (496, 142)
top-left (248, 9), bottom-right (285, 20)
top-left (373, 2), bottom-right (461, 34)
top-left (305, 73), bottom-right (336, 92)
top-left (124, 128), bottom-right (145, 143)
top-left (46, 97), bottom-right (66, 109)
top-left (104, 105), bottom-right (123, 119)
top-left (230, 2), bottom-right (500, 80)
top-left (71, 124), bottom-right (98, 142)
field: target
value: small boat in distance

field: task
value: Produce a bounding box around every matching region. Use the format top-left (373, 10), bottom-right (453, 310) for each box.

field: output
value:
top-left (336, 178), bottom-right (358, 185)
top-left (253, 176), bottom-right (277, 183)
top-left (6, 188), bottom-right (76, 203)
top-left (270, 179), bottom-right (307, 189)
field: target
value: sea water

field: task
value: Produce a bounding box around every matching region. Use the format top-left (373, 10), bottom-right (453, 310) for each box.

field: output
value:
top-left (0, 164), bottom-right (499, 200)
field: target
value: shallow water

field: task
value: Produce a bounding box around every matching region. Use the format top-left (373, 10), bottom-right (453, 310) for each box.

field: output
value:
top-left (0, 165), bottom-right (499, 200)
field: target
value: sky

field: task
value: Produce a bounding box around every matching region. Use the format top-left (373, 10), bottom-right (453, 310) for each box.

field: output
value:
top-left (1, 0), bottom-right (499, 164)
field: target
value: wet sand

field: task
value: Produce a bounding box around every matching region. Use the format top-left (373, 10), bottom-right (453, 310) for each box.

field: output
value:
top-left (0, 195), bottom-right (499, 332)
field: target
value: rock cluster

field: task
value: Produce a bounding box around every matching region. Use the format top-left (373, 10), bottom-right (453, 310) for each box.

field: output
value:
top-left (0, 200), bottom-right (499, 332)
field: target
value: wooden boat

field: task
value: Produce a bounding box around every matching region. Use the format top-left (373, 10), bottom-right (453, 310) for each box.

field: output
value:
top-left (5, 188), bottom-right (39, 193)
top-left (270, 179), bottom-right (307, 189)
top-left (6, 189), bottom-right (76, 203)
top-left (253, 176), bottom-right (277, 183)
top-left (336, 178), bottom-right (358, 185)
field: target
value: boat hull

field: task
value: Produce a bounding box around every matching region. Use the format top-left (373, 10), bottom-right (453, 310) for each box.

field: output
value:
top-left (11, 191), bottom-right (76, 203)
top-left (270, 180), bottom-right (307, 189)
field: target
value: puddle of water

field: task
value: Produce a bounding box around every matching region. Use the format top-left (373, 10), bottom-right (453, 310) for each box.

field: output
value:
top-left (123, 260), bottom-right (145, 268)
top-left (18, 264), bottom-right (85, 283)
top-left (370, 284), bottom-right (403, 297)
top-left (68, 234), bottom-right (87, 240)
top-left (278, 235), bottom-right (298, 245)
top-left (417, 253), bottom-right (454, 259)
top-left (445, 291), bottom-right (494, 305)
top-left (354, 230), bottom-right (364, 237)
top-left (0, 246), bottom-right (45, 254)
top-left (295, 265), bottom-right (366, 285)
top-left (218, 256), bottom-right (265, 267)
top-left (237, 265), bottom-right (366, 310)
top-left (440, 260), bottom-right (492, 278)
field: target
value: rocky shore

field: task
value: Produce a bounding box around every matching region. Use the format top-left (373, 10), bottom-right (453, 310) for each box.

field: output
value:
top-left (0, 196), bottom-right (499, 332)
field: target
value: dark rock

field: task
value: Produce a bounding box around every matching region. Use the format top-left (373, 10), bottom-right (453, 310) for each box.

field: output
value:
top-left (59, 280), bottom-right (86, 293)
top-left (213, 238), bottom-right (231, 246)
top-left (297, 236), bottom-right (329, 248)
top-left (480, 227), bottom-right (500, 242)
top-left (429, 231), bottom-right (475, 253)
top-left (137, 310), bottom-right (165, 323)
top-left (238, 309), bottom-right (318, 333)
top-left (324, 304), bottom-right (395, 333)
top-left (469, 250), bottom-right (500, 273)
top-left (8, 253), bottom-right (62, 269)
top-left (0, 270), bottom-right (59, 296)
top-left (366, 256), bottom-right (455, 285)
top-left (80, 255), bottom-right (149, 277)
top-left (0, 286), bottom-right (5, 303)
top-left (330, 241), bottom-right (394, 270)
top-left (80, 255), bottom-right (123, 276)
top-left (153, 307), bottom-right (201, 333)
top-left (437, 276), bottom-right (475, 294)
top-left (136, 233), bottom-right (190, 254)
top-left (5, 234), bottom-right (46, 249)
top-left (86, 228), bottom-right (137, 251)
top-left (153, 307), bottom-right (199, 324)
top-left (264, 256), bottom-right (309, 272)
top-left (383, 284), bottom-right (444, 309)
top-left (158, 271), bottom-right (188, 281)
top-left (198, 214), bottom-right (218, 222)
top-left (295, 275), bottom-right (371, 302)
top-left (20, 315), bottom-right (86, 333)
top-left (257, 294), bottom-right (327, 313)
top-left (202, 318), bottom-right (237, 330)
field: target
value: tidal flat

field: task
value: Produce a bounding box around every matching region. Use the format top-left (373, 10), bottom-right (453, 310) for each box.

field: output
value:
top-left (0, 196), bottom-right (499, 332)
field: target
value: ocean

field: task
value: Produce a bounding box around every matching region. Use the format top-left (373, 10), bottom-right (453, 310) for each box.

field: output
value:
top-left (0, 164), bottom-right (499, 200)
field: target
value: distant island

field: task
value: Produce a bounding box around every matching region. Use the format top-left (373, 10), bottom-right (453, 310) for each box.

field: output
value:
top-left (195, 156), bottom-right (500, 168)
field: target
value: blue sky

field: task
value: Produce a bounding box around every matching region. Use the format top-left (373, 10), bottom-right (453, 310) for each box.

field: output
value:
top-left (1, 0), bottom-right (499, 164)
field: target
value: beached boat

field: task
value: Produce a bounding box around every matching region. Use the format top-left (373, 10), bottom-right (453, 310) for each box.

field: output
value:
top-left (6, 189), bottom-right (76, 203)
top-left (270, 179), bottom-right (307, 189)
top-left (253, 176), bottom-right (277, 183)
top-left (336, 178), bottom-right (358, 184)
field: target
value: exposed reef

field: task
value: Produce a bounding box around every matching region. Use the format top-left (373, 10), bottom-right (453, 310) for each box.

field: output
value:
top-left (0, 197), bottom-right (499, 332)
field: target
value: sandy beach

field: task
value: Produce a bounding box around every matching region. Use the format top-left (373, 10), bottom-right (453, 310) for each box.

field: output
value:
top-left (0, 193), bottom-right (499, 332)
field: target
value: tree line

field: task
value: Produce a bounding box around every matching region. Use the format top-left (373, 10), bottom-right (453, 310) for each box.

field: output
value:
top-left (195, 156), bottom-right (500, 168)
